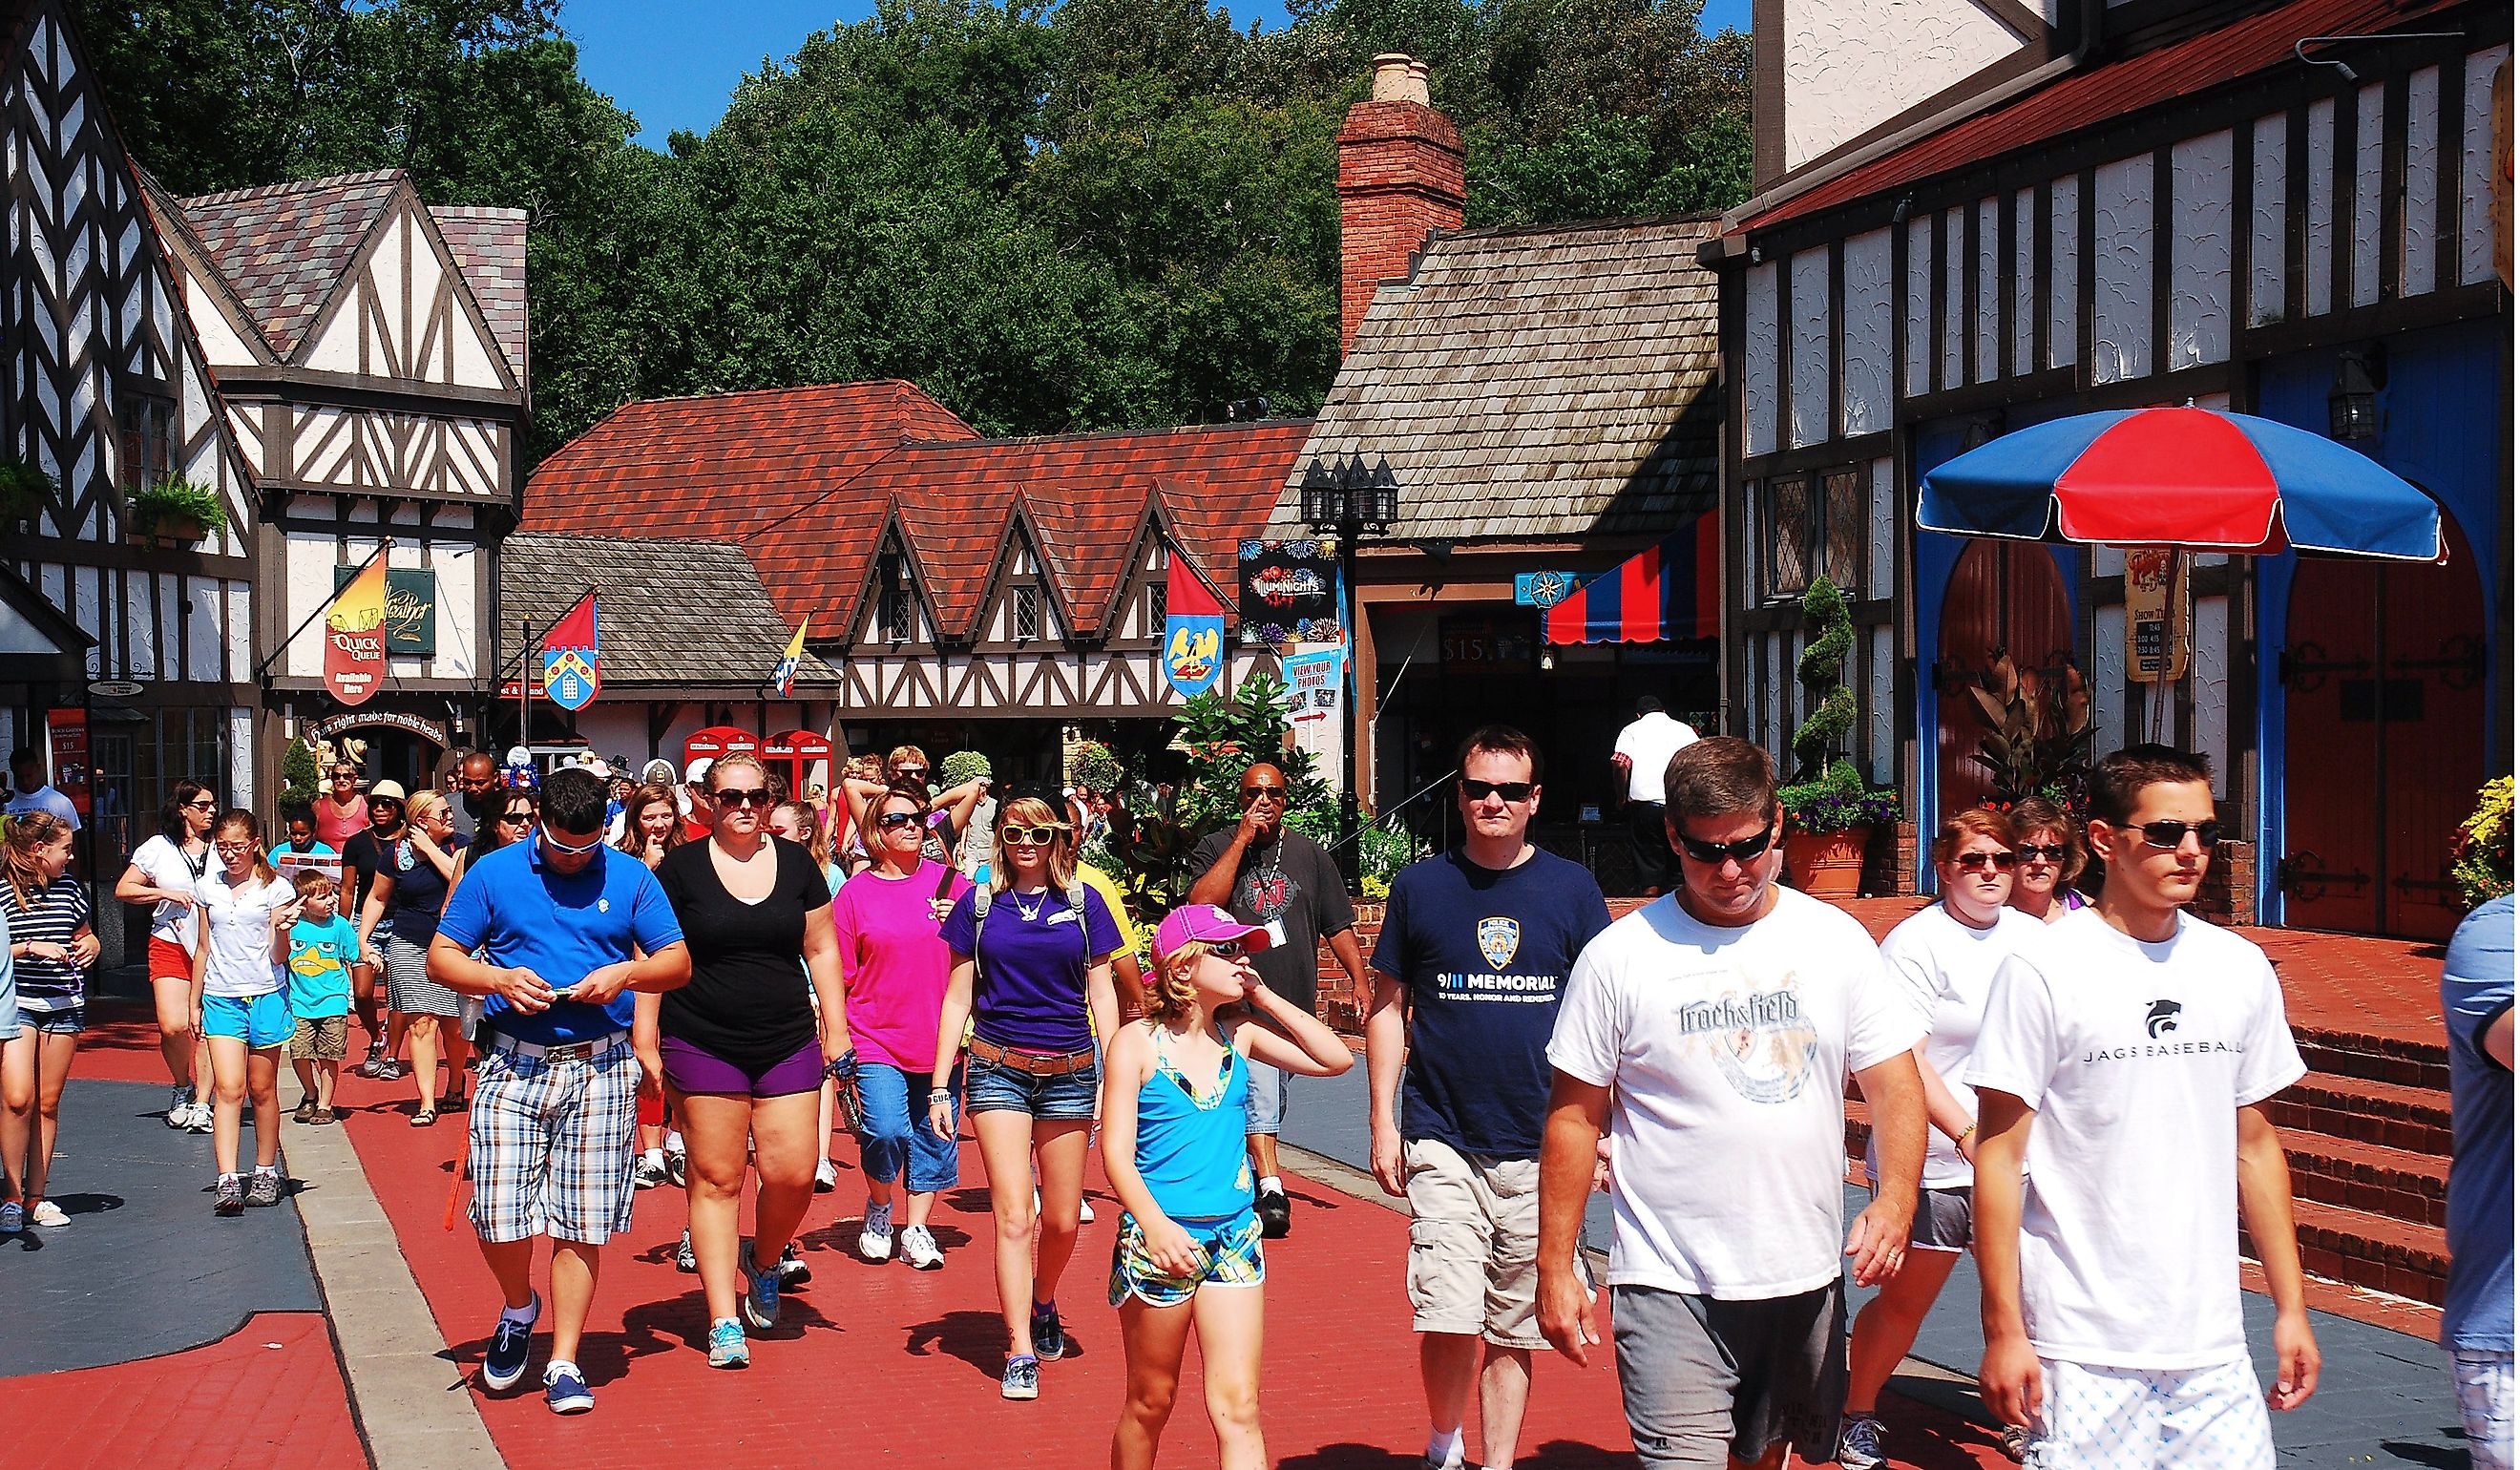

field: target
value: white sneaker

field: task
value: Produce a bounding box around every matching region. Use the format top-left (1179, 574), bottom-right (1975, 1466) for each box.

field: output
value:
top-left (185, 1102), bottom-right (214, 1134)
top-left (897, 1224), bottom-right (944, 1270)
top-left (29, 1200), bottom-right (68, 1228)
top-left (859, 1202), bottom-right (895, 1262)
top-left (1079, 1194), bottom-right (1096, 1224)
top-left (167, 1085), bottom-right (192, 1128)
top-left (814, 1159), bottom-right (838, 1193)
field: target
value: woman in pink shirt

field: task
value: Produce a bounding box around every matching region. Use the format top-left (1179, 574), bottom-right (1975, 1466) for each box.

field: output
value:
top-left (831, 782), bottom-right (972, 1270)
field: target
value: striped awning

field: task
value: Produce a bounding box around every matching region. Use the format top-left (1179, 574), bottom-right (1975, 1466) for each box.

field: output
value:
top-left (1544, 519), bottom-right (1720, 644)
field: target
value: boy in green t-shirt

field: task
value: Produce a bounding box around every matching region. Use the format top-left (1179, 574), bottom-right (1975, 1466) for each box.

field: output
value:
top-left (284, 870), bottom-right (359, 1123)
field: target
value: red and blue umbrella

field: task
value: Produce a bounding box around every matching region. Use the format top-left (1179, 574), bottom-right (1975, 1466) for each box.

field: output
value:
top-left (1918, 406), bottom-right (2442, 560)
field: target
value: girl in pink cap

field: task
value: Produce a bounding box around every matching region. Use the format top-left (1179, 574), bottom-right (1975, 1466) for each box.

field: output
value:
top-left (1101, 903), bottom-right (1353, 1470)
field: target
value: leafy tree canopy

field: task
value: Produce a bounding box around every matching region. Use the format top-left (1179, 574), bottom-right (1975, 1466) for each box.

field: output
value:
top-left (74, 0), bottom-right (1748, 462)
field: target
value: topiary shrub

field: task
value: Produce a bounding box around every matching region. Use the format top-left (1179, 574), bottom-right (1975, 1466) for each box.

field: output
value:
top-left (937, 750), bottom-right (992, 788)
top-left (1791, 578), bottom-right (1856, 782)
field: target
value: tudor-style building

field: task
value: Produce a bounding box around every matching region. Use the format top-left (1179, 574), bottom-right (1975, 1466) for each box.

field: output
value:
top-left (0, 0), bottom-right (260, 902)
top-left (145, 169), bottom-right (528, 792)
top-left (520, 382), bottom-right (1305, 777)
top-left (1713, 0), bottom-right (2510, 936)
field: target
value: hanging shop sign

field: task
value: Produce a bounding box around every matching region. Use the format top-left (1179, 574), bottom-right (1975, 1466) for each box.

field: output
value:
top-left (1282, 644), bottom-right (1345, 724)
top-left (334, 565), bottom-right (436, 656)
top-left (2124, 549), bottom-right (2192, 682)
top-left (45, 707), bottom-right (90, 817)
top-left (1513, 571), bottom-right (1585, 610)
top-left (1236, 539), bottom-right (1342, 647)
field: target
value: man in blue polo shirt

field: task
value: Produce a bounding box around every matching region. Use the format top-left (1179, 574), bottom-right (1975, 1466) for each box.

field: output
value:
top-left (430, 766), bottom-right (688, 1416)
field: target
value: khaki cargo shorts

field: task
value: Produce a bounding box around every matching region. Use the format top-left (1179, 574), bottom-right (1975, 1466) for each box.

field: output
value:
top-left (1403, 1137), bottom-right (1590, 1349)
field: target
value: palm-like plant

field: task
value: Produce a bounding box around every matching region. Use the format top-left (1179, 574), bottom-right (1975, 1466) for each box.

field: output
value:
top-left (1964, 649), bottom-right (2095, 808)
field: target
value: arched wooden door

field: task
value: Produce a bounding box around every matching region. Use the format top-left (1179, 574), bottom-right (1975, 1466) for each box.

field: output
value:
top-left (1937, 540), bottom-right (2076, 817)
top-left (2280, 515), bottom-right (2488, 939)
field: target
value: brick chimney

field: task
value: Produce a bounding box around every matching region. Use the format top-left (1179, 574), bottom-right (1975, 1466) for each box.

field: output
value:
top-left (1336, 53), bottom-right (1465, 354)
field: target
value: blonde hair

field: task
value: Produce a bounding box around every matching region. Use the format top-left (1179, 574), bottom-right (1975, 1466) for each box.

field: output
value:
top-left (3, 809), bottom-right (74, 910)
top-left (707, 751), bottom-right (771, 792)
top-left (776, 799), bottom-right (833, 869)
top-left (407, 789), bottom-right (451, 826)
top-left (887, 746), bottom-right (929, 774)
top-left (1144, 938), bottom-right (1211, 1022)
top-left (989, 795), bottom-right (1076, 892)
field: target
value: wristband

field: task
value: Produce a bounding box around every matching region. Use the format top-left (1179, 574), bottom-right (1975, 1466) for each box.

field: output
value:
top-left (1953, 1124), bottom-right (1978, 1144)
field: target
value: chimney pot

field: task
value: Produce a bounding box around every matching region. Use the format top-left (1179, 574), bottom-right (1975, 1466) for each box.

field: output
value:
top-left (1371, 52), bottom-right (1429, 106)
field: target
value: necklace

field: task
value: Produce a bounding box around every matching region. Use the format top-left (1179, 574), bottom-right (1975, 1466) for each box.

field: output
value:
top-left (1012, 890), bottom-right (1047, 922)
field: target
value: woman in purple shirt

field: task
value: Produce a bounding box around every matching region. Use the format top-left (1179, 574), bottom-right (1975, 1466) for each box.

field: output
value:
top-left (931, 789), bottom-right (1122, 1401)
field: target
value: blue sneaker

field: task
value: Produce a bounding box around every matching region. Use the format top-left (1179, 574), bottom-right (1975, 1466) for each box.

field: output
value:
top-left (999, 1354), bottom-right (1040, 1400)
top-left (542, 1360), bottom-right (594, 1415)
top-left (481, 1293), bottom-right (538, 1391)
top-left (1029, 1300), bottom-right (1066, 1361)
top-left (706, 1318), bottom-right (749, 1369)
top-left (739, 1240), bottom-right (780, 1332)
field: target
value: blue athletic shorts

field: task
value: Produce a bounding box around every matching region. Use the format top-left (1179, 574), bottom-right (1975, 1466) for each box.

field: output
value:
top-left (203, 992), bottom-right (291, 1048)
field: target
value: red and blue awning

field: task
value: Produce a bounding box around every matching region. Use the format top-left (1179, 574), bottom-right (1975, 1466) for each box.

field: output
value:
top-left (1544, 519), bottom-right (1720, 645)
top-left (1919, 407), bottom-right (2443, 560)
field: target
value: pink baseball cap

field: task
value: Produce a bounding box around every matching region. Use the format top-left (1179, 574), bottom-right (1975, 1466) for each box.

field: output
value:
top-left (1154, 903), bottom-right (1273, 960)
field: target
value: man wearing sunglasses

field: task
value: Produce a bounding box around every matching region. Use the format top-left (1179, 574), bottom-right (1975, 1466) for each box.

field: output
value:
top-left (1366, 726), bottom-right (1611, 1470)
top-left (1538, 736), bottom-right (1928, 1470)
top-left (429, 767), bottom-right (692, 1417)
top-left (1187, 760), bottom-right (1365, 1239)
top-left (1968, 746), bottom-right (2316, 1470)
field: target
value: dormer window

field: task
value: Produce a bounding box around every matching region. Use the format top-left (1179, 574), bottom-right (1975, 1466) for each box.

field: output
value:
top-left (1014, 585), bottom-right (1040, 643)
top-left (878, 553), bottom-right (910, 644)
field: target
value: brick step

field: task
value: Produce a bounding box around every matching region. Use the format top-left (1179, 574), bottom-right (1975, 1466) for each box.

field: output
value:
top-left (2281, 1127), bottom-right (2447, 1228)
top-left (2296, 1025), bottom-right (2450, 1092)
top-left (2263, 1075), bottom-right (2450, 1154)
top-left (2273, 1196), bottom-right (2449, 1307)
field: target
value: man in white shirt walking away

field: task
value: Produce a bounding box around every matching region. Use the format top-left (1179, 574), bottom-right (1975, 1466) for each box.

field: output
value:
top-left (1609, 698), bottom-right (1694, 897)
top-left (1536, 735), bottom-right (1927, 1470)
top-left (1968, 744), bottom-right (2319, 1470)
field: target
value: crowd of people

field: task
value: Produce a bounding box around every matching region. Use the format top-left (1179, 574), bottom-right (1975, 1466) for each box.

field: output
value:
top-left (0, 727), bottom-right (2508, 1470)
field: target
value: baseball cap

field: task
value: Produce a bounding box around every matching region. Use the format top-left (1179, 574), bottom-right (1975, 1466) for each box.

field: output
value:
top-left (683, 756), bottom-right (714, 786)
top-left (368, 780), bottom-right (409, 803)
top-left (1153, 903), bottom-right (1273, 962)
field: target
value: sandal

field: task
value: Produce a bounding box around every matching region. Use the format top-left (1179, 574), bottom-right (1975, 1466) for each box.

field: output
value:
top-left (293, 1101), bottom-right (317, 1124)
top-left (410, 1109), bottom-right (437, 1128)
top-left (309, 1108), bottom-right (337, 1126)
top-left (439, 1091), bottom-right (468, 1112)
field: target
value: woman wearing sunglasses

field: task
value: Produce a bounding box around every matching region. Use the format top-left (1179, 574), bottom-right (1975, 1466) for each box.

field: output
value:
top-left (831, 783), bottom-right (973, 1267)
top-left (836, 746), bottom-right (987, 872)
top-left (115, 779), bottom-right (217, 1131)
top-left (1837, 807), bottom-right (2042, 1470)
top-left (2004, 797), bottom-right (2090, 924)
top-left (932, 790), bottom-right (1124, 1400)
top-left (770, 798), bottom-right (850, 1195)
top-left (647, 753), bottom-right (848, 1369)
top-left (360, 790), bottom-right (470, 1124)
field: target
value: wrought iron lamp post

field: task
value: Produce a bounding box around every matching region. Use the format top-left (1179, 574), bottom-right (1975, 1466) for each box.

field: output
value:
top-left (1299, 454), bottom-right (1398, 889)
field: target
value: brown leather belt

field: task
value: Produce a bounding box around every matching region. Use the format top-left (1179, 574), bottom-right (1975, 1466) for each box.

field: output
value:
top-left (967, 1037), bottom-right (1096, 1076)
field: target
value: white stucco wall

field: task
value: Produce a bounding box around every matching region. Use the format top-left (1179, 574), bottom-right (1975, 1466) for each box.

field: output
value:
top-left (2459, 47), bottom-right (2509, 286)
top-left (1744, 260), bottom-right (1780, 456)
top-left (1789, 245), bottom-right (1831, 448)
top-left (2090, 155), bottom-right (2152, 382)
top-left (2404, 67), bottom-right (2441, 298)
top-left (2047, 173), bottom-right (2078, 368)
top-left (2166, 130), bottom-right (2233, 370)
top-left (2248, 113), bottom-right (2287, 326)
top-left (1780, 0), bottom-right (2026, 174)
top-left (1839, 228), bottom-right (1893, 436)
top-left (2305, 97), bottom-right (2337, 315)
top-left (1904, 217), bottom-right (1934, 394)
top-left (1974, 197), bottom-right (2000, 384)
top-left (2351, 83), bottom-right (2384, 308)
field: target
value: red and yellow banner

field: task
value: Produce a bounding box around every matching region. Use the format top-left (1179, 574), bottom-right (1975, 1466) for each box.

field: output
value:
top-left (325, 557), bottom-right (388, 706)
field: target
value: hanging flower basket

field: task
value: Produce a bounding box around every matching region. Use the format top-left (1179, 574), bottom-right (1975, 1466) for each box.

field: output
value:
top-left (0, 458), bottom-right (52, 530)
top-left (126, 475), bottom-right (227, 549)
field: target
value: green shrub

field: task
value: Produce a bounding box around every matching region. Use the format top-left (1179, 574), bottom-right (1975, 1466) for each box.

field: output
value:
top-left (937, 750), bottom-right (993, 788)
top-left (2453, 776), bottom-right (2513, 911)
top-left (130, 475), bottom-right (229, 537)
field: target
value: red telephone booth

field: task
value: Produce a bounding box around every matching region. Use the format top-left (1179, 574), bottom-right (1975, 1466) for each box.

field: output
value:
top-left (682, 725), bottom-right (760, 768)
top-left (763, 728), bottom-right (833, 800)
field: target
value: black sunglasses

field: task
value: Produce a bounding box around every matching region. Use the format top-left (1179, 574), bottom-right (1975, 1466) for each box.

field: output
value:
top-left (1238, 786), bottom-right (1287, 804)
top-left (2114, 819), bottom-right (2222, 850)
top-left (495, 810), bottom-right (536, 826)
top-left (1955, 850), bottom-right (2019, 872)
top-left (712, 788), bottom-right (773, 808)
top-left (893, 767), bottom-right (929, 783)
top-left (1674, 821), bottom-right (1778, 866)
top-left (876, 810), bottom-right (924, 830)
top-left (1459, 778), bottom-right (1535, 803)
top-left (2015, 842), bottom-right (2068, 863)
top-left (1208, 939), bottom-right (1247, 960)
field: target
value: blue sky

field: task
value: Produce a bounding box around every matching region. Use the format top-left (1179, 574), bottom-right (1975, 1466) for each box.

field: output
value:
top-left (565, 0), bottom-right (1753, 149)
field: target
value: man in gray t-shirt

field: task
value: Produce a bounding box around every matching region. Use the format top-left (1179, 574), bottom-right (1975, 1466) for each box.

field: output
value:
top-left (1187, 760), bottom-right (1364, 1238)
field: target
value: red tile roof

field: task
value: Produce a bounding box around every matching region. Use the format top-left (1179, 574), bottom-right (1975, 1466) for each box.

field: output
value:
top-left (1733, 0), bottom-right (2462, 236)
top-left (521, 382), bottom-right (1310, 642)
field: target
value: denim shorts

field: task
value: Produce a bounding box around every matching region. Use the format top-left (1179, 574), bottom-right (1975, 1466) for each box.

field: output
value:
top-left (19, 1004), bottom-right (81, 1037)
top-left (964, 1053), bottom-right (1099, 1121)
top-left (855, 1060), bottom-right (960, 1193)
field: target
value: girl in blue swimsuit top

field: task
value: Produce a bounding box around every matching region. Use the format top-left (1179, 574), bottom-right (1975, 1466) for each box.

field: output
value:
top-left (1099, 903), bottom-right (1354, 1470)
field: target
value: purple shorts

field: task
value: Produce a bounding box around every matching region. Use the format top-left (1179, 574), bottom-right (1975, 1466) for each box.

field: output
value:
top-left (661, 1036), bottom-right (825, 1099)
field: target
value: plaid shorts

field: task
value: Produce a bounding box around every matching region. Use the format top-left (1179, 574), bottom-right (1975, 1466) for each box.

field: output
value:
top-left (468, 1038), bottom-right (639, 1246)
top-left (1108, 1209), bottom-right (1265, 1308)
top-left (2448, 1349), bottom-right (2514, 1470)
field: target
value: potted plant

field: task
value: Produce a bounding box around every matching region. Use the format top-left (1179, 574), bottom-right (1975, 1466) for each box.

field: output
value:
top-left (1777, 578), bottom-right (1899, 896)
top-left (0, 457), bottom-right (52, 530)
top-left (1964, 649), bottom-right (2096, 809)
top-left (2452, 776), bottom-right (2513, 911)
top-left (126, 475), bottom-right (228, 549)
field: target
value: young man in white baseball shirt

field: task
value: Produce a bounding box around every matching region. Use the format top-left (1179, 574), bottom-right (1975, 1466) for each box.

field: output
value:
top-left (1535, 736), bottom-right (1929, 1470)
top-left (1969, 745), bottom-right (2319, 1470)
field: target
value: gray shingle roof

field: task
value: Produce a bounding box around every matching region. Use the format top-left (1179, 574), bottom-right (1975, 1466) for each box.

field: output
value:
top-left (1268, 214), bottom-right (1725, 543)
top-left (173, 171), bottom-right (405, 357)
top-left (500, 535), bottom-right (840, 688)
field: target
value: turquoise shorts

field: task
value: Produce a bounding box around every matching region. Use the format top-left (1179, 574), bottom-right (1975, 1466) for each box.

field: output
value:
top-left (203, 992), bottom-right (291, 1048)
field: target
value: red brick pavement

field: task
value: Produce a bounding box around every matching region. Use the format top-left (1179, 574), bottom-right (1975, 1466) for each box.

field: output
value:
top-left (318, 1054), bottom-right (2011, 1470)
top-left (0, 1310), bottom-right (363, 1469)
